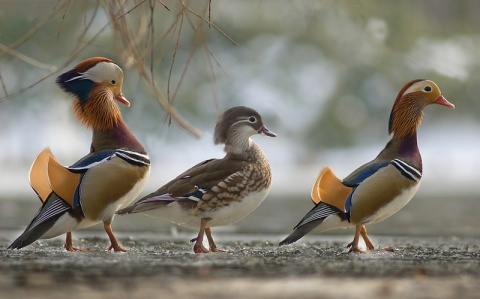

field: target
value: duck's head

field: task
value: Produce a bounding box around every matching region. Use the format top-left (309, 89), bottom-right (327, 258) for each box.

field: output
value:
top-left (389, 79), bottom-right (454, 137)
top-left (214, 106), bottom-right (276, 153)
top-left (56, 57), bottom-right (129, 130)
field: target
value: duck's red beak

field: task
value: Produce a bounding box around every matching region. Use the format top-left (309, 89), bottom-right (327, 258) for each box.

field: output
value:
top-left (115, 92), bottom-right (130, 107)
top-left (434, 95), bottom-right (455, 109)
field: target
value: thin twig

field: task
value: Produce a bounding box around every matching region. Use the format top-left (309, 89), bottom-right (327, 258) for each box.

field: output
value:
top-left (0, 1), bottom-right (68, 60)
top-left (149, 0), bottom-right (155, 84)
top-left (168, 11), bottom-right (184, 105)
top-left (0, 72), bottom-right (8, 99)
top-left (157, 0), bottom-right (170, 11)
top-left (182, 0), bottom-right (237, 46)
top-left (57, 0), bottom-right (71, 41)
top-left (104, 0), bottom-right (202, 138)
top-left (0, 43), bottom-right (56, 71)
top-left (208, 0), bottom-right (211, 28)
top-left (0, 22), bottom-right (110, 102)
top-left (120, 0), bottom-right (146, 17)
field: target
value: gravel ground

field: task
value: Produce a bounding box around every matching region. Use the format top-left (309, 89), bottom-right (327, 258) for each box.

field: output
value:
top-left (1, 232), bottom-right (480, 299)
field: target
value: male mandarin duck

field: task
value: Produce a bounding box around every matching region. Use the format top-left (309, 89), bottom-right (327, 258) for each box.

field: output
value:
top-left (8, 57), bottom-right (150, 252)
top-left (279, 79), bottom-right (454, 252)
top-left (117, 106), bottom-right (276, 253)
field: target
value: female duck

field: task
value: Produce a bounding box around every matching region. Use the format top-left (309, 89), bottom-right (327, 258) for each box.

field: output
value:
top-left (118, 106), bottom-right (275, 253)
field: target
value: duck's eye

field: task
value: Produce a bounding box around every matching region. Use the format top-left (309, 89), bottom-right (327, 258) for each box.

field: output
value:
top-left (423, 85), bottom-right (432, 92)
top-left (248, 116), bottom-right (257, 123)
top-left (111, 79), bottom-right (116, 85)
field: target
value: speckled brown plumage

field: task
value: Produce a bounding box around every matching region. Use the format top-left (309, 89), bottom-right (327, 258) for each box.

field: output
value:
top-left (118, 106), bottom-right (276, 254)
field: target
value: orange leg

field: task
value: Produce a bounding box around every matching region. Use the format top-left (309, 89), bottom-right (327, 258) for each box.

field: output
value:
top-left (105, 224), bottom-right (127, 252)
top-left (205, 227), bottom-right (224, 252)
top-left (360, 226), bottom-right (394, 252)
top-left (347, 225), bottom-right (366, 253)
top-left (360, 226), bottom-right (375, 250)
top-left (64, 232), bottom-right (88, 252)
top-left (348, 226), bottom-right (394, 252)
top-left (191, 218), bottom-right (210, 254)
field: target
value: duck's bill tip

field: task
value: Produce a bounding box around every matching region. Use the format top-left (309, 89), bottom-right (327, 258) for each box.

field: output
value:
top-left (258, 125), bottom-right (277, 137)
top-left (435, 95), bottom-right (455, 109)
top-left (115, 92), bottom-right (131, 107)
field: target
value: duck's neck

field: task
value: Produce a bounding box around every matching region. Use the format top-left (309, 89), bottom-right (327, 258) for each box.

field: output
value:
top-left (381, 132), bottom-right (422, 172)
top-left (73, 92), bottom-right (122, 131)
top-left (224, 135), bottom-right (253, 156)
top-left (225, 138), bottom-right (264, 161)
top-left (91, 119), bottom-right (146, 154)
top-left (389, 97), bottom-right (424, 139)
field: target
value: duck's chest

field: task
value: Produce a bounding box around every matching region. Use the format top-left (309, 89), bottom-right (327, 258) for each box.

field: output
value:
top-left (349, 164), bottom-right (421, 225)
top-left (79, 157), bottom-right (151, 221)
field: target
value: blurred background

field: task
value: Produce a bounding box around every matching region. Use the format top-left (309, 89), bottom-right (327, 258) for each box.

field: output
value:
top-left (0, 0), bottom-right (478, 239)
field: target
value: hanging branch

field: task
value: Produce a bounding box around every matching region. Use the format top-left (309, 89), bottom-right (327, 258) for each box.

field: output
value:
top-left (0, 0), bottom-right (235, 139)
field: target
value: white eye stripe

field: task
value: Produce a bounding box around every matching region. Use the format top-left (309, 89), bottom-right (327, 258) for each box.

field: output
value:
top-left (402, 80), bottom-right (437, 96)
top-left (231, 117), bottom-right (254, 126)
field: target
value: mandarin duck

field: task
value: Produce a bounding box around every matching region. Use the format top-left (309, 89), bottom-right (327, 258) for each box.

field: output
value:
top-left (279, 79), bottom-right (454, 252)
top-left (117, 106), bottom-right (275, 253)
top-left (8, 57), bottom-right (150, 252)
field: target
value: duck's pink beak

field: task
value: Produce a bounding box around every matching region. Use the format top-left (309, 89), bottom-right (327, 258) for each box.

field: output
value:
top-left (434, 95), bottom-right (455, 109)
top-left (115, 92), bottom-right (130, 107)
top-left (258, 125), bottom-right (277, 137)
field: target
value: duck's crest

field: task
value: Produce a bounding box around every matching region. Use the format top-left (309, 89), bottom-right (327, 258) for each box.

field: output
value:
top-left (74, 57), bottom-right (114, 73)
top-left (56, 57), bottom-right (115, 103)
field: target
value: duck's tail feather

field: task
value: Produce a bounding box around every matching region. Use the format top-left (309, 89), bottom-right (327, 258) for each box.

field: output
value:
top-left (8, 194), bottom-right (70, 250)
top-left (279, 202), bottom-right (348, 246)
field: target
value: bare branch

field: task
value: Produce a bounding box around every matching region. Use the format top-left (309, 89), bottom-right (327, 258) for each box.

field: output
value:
top-left (168, 10), bottom-right (184, 105)
top-left (0, 1), bottom-right (68, 60)
top-left (157, 0), bottom-right (170, 11)
top-left (103, 0), bottom-right (203, 138)
top-left (0, 43), bottom-right (57, 71)
top-left (182, 0), bottom-right (237, 46)
top-left (57, 0), bottom-right (72, 41)
top-left (0, 72), bottom-right (8, 99)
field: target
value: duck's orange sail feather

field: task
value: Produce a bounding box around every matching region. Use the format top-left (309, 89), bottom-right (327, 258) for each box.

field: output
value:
top-left (29, 148), bottom-right (80, 208)
top-left (311, 166), bottom-right (352, 212)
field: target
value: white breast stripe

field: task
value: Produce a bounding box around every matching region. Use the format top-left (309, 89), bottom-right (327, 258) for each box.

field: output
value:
top-left (116, 149), bottom-right (150, 162)
top-left (68, 150), bottom-right (150, 171)
top-left (391, 159), bottom-right (422, 182)
top-left (116, 151), bottom-right (150, 166)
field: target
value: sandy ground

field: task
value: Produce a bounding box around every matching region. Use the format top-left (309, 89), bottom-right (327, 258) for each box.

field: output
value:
top-left (1, 194), bottom-right (480, 298)
top-left (1, 232), bottom-right (480, 299)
